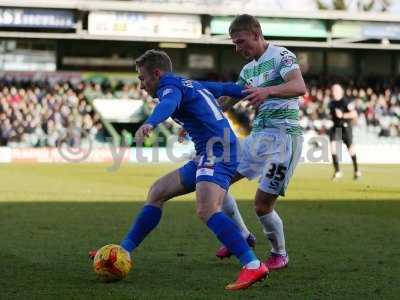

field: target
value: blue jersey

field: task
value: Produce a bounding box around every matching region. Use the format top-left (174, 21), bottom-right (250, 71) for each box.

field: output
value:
top-left (145, 73), bottom-right (238, 156)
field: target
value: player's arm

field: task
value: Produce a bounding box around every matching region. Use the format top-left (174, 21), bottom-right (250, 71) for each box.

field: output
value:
top-left (200, 80), bottom-right (248, 111)
top-left (135, 86), bottom-right (182, 139)
top-left (265, 69), bottom-right (306, 98)
top-left (242, 69), bottom-right (306, 108)
top-left (199, 81), bottom-right (246, 99)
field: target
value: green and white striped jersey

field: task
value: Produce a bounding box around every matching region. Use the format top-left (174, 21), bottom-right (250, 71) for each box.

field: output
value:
top-left (237, 44), bottom-right (303, 135)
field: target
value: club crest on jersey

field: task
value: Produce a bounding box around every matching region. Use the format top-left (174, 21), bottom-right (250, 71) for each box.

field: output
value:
top-left (162, 88), bottom-right (173, 97)
top-left (281, 56), bottom-right (294, 67)
top-left (246, 78), bottom-right (256, 87)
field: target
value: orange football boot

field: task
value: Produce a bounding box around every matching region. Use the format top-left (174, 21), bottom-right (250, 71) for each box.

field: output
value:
top-left (225, 262), bottom-right (269, 291)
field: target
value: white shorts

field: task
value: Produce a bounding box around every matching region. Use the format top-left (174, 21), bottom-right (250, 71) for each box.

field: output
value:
top-left (237, 129), bottom-right (303, 196)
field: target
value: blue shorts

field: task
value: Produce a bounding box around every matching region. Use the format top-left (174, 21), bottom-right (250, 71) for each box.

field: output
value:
top-left (179, 152), bottom-right (238, 192)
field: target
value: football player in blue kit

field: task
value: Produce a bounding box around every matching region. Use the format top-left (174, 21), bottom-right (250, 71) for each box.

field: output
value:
top-left (90, 49), bottom-right (268, 290)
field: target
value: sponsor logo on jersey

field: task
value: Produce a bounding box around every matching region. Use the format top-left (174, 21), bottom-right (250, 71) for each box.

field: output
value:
top-left (196, 167), bottom-right (214, 177)
top-left (263, 70), bottom-right (277, 81)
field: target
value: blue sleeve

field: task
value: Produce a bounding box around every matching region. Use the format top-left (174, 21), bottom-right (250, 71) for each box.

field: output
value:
top-left (199, 81), bottom-right (246, 99)
top-left (145, 86), bottom-right (182, 127)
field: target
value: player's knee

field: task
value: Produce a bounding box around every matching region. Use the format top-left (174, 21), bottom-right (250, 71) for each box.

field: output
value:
top-left (196, 206), bottom-right (209, 223)
top-left (254, 193), bottom-right (277, 216)
top-left (255, 202), bottom-right (272, 216)
top-left (196, 203), bottom-right (217, 223)
top-left (147, 181), bottom-right (166, 206)
top-left (348, 145), bottom-right (355, 154)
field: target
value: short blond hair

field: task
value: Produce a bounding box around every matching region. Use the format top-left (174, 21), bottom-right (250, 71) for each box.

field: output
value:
top-left (229, 14), bottom-right (262, 36)
top-left (135, 49), bottom-right (173, 72)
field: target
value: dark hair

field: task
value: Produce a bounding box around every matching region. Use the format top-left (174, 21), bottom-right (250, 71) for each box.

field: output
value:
top-left (135, 49), bottom-right (173, 72)
top-left (229, 14), bottom-right (262, 36)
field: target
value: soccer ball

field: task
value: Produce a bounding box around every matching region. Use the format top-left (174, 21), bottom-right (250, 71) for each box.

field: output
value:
top-left (93, 244), bottom-right (132, 282)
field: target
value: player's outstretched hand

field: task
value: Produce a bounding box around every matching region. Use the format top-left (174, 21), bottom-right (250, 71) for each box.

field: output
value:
top-left (243, 87), bottom-right (270, 108)
top-left (135, 124), bottom-right (154, 143)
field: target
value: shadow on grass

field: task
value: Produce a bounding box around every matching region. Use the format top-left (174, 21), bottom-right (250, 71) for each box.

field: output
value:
top-left (1, 200), bottom-right (399, 300)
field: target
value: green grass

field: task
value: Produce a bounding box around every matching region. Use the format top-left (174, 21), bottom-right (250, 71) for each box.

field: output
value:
top-left (1, 163), bottom-right (399, 299)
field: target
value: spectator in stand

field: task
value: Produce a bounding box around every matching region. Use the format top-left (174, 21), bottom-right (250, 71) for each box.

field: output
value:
top-left (0, 79), bottom-right (104, 147)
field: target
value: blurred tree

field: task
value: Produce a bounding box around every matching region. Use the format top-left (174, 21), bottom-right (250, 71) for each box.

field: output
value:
top-left (316, 0), bottom-right (392, 11)
top-left (335, 0), bottom-right (346, 10)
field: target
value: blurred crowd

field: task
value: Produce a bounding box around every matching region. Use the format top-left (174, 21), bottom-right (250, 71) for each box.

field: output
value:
top-left (227, 78), bottom-right (400, 139)
top-left (1, 76), bottom-right (400, 148)
top-left (82, 80), bottom-right (148, 101)
top-left (299, 78), bottom-right (400, 138)
top-left (0, 79), bottom-right (107, 147)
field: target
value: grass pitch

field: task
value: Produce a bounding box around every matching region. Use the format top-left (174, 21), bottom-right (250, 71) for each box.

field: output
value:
top-left (0, 163), bottom-right (399, 299)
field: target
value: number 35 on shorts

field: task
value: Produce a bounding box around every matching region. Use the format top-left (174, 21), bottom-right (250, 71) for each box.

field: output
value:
top-left (265, 162), bottom-right (287, 190)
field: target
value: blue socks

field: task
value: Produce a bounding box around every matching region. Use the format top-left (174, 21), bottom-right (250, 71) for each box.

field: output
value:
top-left (121, 205), bottom-right (162, 252)
top-left (207, 212), bottom-right (258, 266)
top-left (120, 206), bottom-right (257, 267)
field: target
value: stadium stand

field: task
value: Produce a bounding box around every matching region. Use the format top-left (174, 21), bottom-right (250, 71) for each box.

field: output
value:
top-left (0, 78), bottom-right (106, 147)
top-left (1, 74), bottom-right (399, 149)
top-left (0, 76), bottom-right (183, 147)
